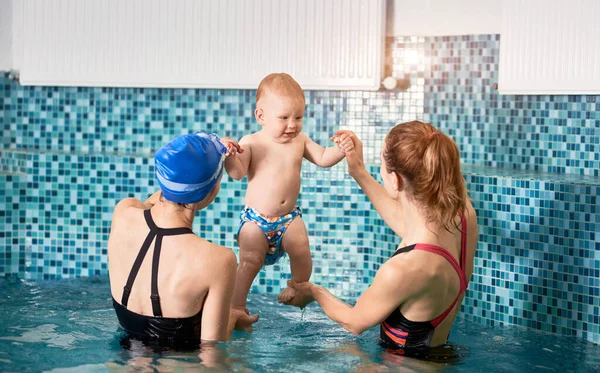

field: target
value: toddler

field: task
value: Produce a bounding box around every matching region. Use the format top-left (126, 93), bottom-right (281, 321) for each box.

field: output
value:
top-left (221, 73), bottom-right (351, 326)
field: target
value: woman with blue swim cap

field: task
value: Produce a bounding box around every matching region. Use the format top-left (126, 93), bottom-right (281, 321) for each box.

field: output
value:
top-left (108, 132), bottom-right (258, 353)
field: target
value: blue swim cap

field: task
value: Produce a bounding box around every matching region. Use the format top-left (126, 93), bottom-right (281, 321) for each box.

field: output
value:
top-left (155, 132), bottom-right (227, 204)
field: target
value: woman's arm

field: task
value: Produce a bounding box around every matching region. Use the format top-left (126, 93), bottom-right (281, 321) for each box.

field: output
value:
top-left (350, 169), bottom-right (405, 236)
top-left (200, 248), bottom-right (238, 342)
top-left (335, 130), bottom-right (405, 236)
top-left (289, 261), bottom-right (412, 335)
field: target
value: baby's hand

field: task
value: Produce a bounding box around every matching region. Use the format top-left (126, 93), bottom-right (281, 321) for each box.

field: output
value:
top-left (330, 131), bottom-right (355, 154)
top-left (220, 137), bottom-right (244, 156)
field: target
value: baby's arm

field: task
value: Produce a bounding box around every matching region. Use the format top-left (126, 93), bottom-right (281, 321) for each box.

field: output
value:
top-left (222, 136), bottom-right (252, 180)
top-left (303, 134), bottom-right (346, 168)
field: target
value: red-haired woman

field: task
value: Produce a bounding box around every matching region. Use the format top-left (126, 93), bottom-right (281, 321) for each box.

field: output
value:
top-left (286, 121), bottom-right (479, 353)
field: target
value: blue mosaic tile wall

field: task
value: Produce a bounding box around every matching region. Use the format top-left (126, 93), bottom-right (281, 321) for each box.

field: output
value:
top-left (1, 76), bottom-right (25, 279)
top-left (462, 166), bottom-right (599, 344)
top-left (1, 35), bottom-right (599, 344)
top-left (425, 34), bottom-right (600, 177)
top-left (422, 35), bottom-right (600, 345)
top-left (0, 68), bottom-right (409, 294)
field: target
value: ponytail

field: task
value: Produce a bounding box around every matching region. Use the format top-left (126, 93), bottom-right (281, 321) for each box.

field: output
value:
top-left (384, 121), bottom-right (467, 232)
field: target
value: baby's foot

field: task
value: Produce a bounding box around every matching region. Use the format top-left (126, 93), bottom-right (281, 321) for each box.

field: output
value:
top-left (277, 286), bottom-right (298, 304)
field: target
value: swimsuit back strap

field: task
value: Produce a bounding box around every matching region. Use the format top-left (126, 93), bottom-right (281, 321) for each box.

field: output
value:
top-left (121, 229), bottom-right (156, 307)
top-left (413, 244), bottom-right (465, 287)
top-left (151, 233), bottom-right (164, 317)
top-left (160, 227), bottom-right (195, 236)
top-left (413, 244), bottom-right (467, 327)
top-left (144, 208), bottom-right (194, 236)
top-left (391, 244), bottom-right (417, 257)
top-left (122, 209), bottom-right (193, 313)
top-left (144, 208), bottom-right (158, 232)
top-left (144, 209), bottom-right (193, 316)
top-left (430, 295), bottom-right (460, 327)
top-left (429, 210), bottom-right (469, 328)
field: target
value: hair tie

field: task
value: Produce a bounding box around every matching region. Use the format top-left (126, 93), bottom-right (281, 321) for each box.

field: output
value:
top-left (427, 131), bottom-right (436, 139)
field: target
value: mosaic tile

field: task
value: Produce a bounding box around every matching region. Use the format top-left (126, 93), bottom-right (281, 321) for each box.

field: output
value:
top-left (1, 33), bottom-right (600, 344)
top-left (462, 167), bottom-right (599, 344)
top-left (425, 34), bottom-right (600, 177)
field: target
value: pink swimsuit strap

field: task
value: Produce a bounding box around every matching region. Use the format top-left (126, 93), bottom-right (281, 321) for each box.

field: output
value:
top-left (414, 212), bottom-right (468, 327)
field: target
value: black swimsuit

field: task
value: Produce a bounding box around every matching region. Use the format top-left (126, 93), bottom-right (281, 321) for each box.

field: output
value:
top-left (380, 213), bottom-right (468, 350)
top-left (113, 209), bottom-right (202, 347)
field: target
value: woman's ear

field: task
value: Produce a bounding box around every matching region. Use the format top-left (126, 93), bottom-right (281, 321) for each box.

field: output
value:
top-left (393, 173), bottom-right (404, 192)
top-left (254, 108), bottom-right (264, 126)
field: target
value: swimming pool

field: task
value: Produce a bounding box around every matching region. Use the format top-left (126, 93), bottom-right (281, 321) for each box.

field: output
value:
top-left (0, 276), bottom-right (598, 372)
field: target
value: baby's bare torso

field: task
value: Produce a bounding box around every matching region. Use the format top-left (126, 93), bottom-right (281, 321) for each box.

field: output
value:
top-left (244, 133), bottom-right (306, 217)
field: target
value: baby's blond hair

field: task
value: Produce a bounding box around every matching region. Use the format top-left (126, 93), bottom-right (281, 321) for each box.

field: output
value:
top-left (256, 73), bottom-right (305, 105)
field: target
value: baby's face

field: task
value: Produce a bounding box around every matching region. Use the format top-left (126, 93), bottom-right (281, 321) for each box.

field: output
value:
top-left (258, 92), bottom-right (305, 143)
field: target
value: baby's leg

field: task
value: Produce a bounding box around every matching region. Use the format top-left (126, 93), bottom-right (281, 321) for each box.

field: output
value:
top-left (232, 223), bottom-right (268, 311)
top-left (278, 217), bottom-right (312, 304)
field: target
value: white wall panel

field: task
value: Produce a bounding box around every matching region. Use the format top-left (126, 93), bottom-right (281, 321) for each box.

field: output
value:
top-left (15, 0), bottom-right (385, 90)
top-left (499, 0), bottom-right (600, 94)
top-left (387, 0), bottom-right (502, 36)
top-left (0, 0), bottom-right (13, 70)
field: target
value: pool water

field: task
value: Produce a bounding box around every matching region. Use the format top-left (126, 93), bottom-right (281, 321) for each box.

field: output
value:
top-left (0, 276), bottom-right (599, 373)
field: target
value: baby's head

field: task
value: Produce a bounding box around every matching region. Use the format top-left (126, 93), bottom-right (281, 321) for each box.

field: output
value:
top-left (255, 73), bottom-right (306, 142)
top-left (256, 73), bottom-right (305, 107)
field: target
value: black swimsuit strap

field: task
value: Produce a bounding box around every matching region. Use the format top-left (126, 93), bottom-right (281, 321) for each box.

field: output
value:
top-left (144, 209), bottom-right (194, 236)
top-left (121, 209), bottom-right (194, 316)
top-left (392, 244), bottom-right (417, 257)
top-left (151, 234), bottom-right (164, 316)
top-left (121, 229), bottom-right (156, 307)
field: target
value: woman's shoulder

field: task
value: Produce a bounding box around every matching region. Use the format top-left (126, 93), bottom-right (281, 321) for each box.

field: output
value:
top-left (381, 250), bottom-right (429, 278)
top-left (386, 243), bottom-right (454, 283)
top-left (186, 237), bottom-right (237, 267)
top-left (113, 198), bottom-right (147, 215)
top-left (372, 253), bottom-right (431, 299)
top-left (464, 201), bottom-right (479, 242)
top-left (464, 200), bottom-right (477, 220)
top-left (187, 243), bottom-right (237, 285)
top-left (110, 198), bottom-right (146, 229)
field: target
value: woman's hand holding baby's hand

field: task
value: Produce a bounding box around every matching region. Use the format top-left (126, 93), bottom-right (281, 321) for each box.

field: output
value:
top-left (229, 307), bottom-right (259, 332)
top-left (220, 137), bottom-right (244, 156)
top-left (284, 280), bottom-right (316, 309)
top-left (331, 131), bottom-right (355, 154)
top-left (331, 130), bottom-right (365, 176)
